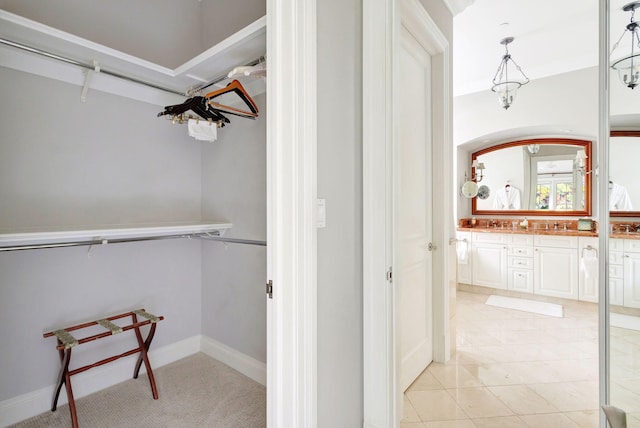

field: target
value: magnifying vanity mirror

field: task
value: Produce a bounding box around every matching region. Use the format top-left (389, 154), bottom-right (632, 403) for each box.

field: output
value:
top-left (471, 138), bottom-right (592, 216)
top-left (610, 130), bottom-right (640, 216)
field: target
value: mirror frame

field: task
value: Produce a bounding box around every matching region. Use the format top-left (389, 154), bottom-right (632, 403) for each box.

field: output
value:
top-left (471, 138), bottom-right (593, 217)
top-left (610, 130), bottom-right (640, 217)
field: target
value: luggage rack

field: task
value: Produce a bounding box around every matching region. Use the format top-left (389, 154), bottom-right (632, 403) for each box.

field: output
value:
top-left (43, 309), bottom-right (164, 428)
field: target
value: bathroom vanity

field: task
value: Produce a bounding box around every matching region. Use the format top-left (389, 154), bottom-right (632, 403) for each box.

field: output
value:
top-left (456, 220), bottom-right (640, 309)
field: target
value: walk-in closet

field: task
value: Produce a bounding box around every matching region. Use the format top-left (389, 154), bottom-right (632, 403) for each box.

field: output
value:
top-left (0, 2), bottom-right (268, 426)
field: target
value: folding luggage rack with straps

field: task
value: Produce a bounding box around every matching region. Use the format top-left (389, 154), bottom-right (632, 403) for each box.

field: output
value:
top-left (43, 309), bottom-right (164, 428)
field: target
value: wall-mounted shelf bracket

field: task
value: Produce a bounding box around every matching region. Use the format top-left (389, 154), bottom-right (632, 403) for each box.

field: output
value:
top-left (81, 59), bottom-right (100, 102)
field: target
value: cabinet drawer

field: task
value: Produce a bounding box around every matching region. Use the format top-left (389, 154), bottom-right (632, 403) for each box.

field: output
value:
top-left (509, 246), bottom-right (534, 257)
top-left (624, 239), bottom-right (640, 253)
top-left (610, 264), bottom-right (624, 278)
top-left (509, 256), bottom-right (533, 269)
top-left (472, 232), bottom-right (508, 244)
top-left (508, 269), bottom-right (533, 293)
top-left (509, 234), bottom-right (534, 246)
top-left (610, 252), bottom-right (624, 265)
top-left (611, 239), bottom-right (624, 252)
top-left (534, 234), bottom-right (578, 248)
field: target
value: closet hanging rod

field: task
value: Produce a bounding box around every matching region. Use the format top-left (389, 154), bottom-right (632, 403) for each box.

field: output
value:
top-left (0, 232), bottom-right (221, 252)
top-left (0, 38), bottom-right (185, 96)
top-left (198, 236), bottom-right (267, 246)
top-left (190, 56), bottom-right (265, 95)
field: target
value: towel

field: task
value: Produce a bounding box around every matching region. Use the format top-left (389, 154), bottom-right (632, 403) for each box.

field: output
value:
top-left (456, 239), bottom-right (469, 264)
top-left (187, 119), bottom-right (217, 142)
top-left (493, 186), bottom-right (521, 209)
top-left (610, 182), bottom-right (633, 210)
top-left (580, 247), bottom-right (598, 280)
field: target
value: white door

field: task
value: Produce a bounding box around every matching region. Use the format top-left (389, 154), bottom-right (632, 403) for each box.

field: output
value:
top-left (395, 24), bottom-right (433, 393)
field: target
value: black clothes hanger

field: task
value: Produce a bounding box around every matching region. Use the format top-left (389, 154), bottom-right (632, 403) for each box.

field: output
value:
top-left (157, 96), bottom-right (230, 124)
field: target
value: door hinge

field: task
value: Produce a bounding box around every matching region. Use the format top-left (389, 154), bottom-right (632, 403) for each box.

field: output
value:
top-left (386, 267), bottom-right (393, 283)
top-left (266, 280), bottom-right (273, 299)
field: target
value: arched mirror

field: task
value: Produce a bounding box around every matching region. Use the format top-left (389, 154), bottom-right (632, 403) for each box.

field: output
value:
top-left (470, 138), bottom-right (593, 216)
top-left (610, 130), bottom-right (640, 216)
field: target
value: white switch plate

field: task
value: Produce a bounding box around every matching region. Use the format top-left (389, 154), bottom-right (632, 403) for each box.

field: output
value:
top-left (317, 199), bottom-right (326, 228)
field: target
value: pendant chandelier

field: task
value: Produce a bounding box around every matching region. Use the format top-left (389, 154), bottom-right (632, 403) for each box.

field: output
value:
top-left (611, 1), bottom-right (640, 89)
top-left (491, 37), bottom-right (530, 109)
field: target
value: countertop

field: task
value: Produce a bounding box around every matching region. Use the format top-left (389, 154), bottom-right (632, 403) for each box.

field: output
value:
top-left (457, 226), bottom-right (640, 240)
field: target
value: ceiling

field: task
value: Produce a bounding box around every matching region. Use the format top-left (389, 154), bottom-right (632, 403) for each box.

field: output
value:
top-left (453, 0), bottom-right (634, 97)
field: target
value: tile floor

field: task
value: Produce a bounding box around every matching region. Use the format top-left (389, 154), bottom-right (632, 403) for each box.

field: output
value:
top-left (402, 290), bottom-right (640, 427)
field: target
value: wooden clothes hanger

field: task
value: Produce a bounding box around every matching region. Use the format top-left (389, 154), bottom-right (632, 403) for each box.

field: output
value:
top-left (204, 80), bottom-right (259, 119)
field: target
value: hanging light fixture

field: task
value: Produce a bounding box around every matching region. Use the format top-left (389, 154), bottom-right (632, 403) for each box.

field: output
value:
top-left (491, 37), bottom-right (530, 109)
top-left (611, 1), bottom-right (640, 89)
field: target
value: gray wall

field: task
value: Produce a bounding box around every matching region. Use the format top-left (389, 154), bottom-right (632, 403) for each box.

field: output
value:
top-left (0, 67), bottom-right (204, 401)
top-left (317, 0), bottom-right (363, 426)
top-left (0, 67), bottom-right (202, 229)
top-left (200, 94), bottom-right (267, 363)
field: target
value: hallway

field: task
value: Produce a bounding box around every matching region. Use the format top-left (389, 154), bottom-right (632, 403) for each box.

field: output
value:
top-left (402, 291), bottom-right (600, 427)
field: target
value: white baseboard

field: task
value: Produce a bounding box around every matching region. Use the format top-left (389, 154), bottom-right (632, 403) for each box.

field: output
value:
top-left (0, 335), bottom-right (200, 427)
top-left (200, 335), bottom-right (267, 386)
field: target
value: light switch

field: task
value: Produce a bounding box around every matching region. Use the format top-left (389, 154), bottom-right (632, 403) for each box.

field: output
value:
top-left (317, 199), bottom-right (326, 228)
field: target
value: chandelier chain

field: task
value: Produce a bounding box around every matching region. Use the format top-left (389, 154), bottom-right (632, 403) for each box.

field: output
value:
top-left (611, 29), bottom-right (628, 55)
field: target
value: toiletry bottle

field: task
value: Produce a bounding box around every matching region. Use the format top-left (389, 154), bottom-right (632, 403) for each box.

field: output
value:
top-left (520, 217), bottom-right (528, 230)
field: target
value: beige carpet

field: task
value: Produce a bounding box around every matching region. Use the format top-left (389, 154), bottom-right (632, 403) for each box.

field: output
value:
top-left (10, 353), bottom-right (266, 428)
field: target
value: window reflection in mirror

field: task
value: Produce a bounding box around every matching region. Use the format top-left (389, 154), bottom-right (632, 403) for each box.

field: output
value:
top-left (471, 138), bottom-right (592, 216)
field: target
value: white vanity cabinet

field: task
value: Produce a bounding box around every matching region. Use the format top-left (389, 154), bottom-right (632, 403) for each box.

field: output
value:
top-left (456, 231), bottom-right (472, 284)
top-left (471, 232), bottom-right (508, 289)
top-left (455, 229), bottom-right (640, 307)
top-left (610, 239), bottom-right (624, 306)
top-left (578, 237), bottom-right (599, 303)
top-left (507, 234), bottom-right (534, 293)
top-left (534, 235), bottom-right (579, 299)
top-left (623, 239), bottom-right (640, 309)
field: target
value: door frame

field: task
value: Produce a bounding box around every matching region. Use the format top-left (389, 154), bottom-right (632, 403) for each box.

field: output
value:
top-left (266, 0), bottom-right (318, 426)
top-left (363, 0), bottom-right (452, 426)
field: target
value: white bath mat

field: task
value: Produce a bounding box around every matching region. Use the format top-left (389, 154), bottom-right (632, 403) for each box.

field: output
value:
top-left (611, 313), bottom-right (640, 331)
top-left (485, 295), bottom-right (563, 318)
